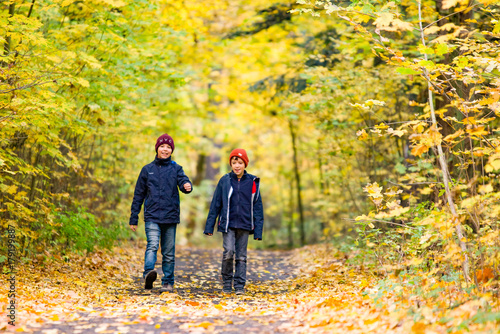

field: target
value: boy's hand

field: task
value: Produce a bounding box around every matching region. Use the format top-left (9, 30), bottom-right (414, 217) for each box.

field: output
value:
top-left (129, 225), bottom-right (137, 232)
top-left (184, 183), bottom-right (192, 192)
top-left (255, 238), bottom-right (261, 240)
top-left (205, 233), bottom-right (213, 236)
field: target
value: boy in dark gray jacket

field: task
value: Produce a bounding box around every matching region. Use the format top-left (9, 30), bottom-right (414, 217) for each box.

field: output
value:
top-left (204, 149), bottom-right (264, 295)
top-left (129, 134), bottom-right (192, 292)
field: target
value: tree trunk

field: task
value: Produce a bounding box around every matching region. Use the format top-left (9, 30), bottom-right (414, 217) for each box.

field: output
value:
top-left (288, 176), bottom-right (294, 248)
top-left (288, 119), bottom-right (305, 246)
top-left (3, 2), bottom-right (15, 55)
top-left (418, 2), bottom-right (470, 281)
top-left (186, 153), bottom-right (206, 243)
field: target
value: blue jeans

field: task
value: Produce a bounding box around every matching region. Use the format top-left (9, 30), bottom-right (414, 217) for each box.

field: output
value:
top-left (144, 222), bottom-right (177, 285)
top-left (222, 228), bottom-right (249, 290)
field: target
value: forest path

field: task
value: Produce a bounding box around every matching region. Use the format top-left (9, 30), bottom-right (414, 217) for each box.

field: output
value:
top-left (22, 247), bottom-right (313, 334)
top-left (7, 243), bottom-right (455, 334)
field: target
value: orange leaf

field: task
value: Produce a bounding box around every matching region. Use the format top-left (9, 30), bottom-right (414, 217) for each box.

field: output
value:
top-left (411, 144), bottom-right (429, 157)
top-left (411, 321), bottom-right (427, 334)
top-left (477, 267), bottom-right (495, 283)
top-left (195, 322), bottom-right (212, 329)
top-left (443, 129), bottom-right (464, 142)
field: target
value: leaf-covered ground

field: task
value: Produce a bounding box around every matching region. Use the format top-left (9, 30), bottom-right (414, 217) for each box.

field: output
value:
top-left (1, 243), bottom-right (499, 333)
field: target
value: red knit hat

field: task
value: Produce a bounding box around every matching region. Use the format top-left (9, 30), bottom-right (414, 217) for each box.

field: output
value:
top-left (155, 134), bottom-right (175, 153)
top-left (229, 149), bottom-right (249, 167)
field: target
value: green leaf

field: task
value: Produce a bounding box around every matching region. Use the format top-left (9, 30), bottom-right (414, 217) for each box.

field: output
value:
top-left (418, 45), bottom-right (434, 55)
top-left (396, 67), bottom-right (420, 75)
top-left (418, 60), bottom-right (435, 68)
top-left (435, 43), bottom-right (449, 56)
top-left (395, 163), bottom-right (407, 174)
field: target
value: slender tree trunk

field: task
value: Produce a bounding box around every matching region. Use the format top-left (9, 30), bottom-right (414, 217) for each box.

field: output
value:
top-left (186, 153), bottom-right (206, 243)
top-left (3, 2), bottom-right (15, 55)
top-left (288, 176), bottom-right (294, 248)
top-left (27, 0), bottom-right (35, 18)
top-left (318, 138), bottom-right (326, 233)
top-left (288, 119), bottom-right (305, 246)
top-left (418, 1), bottom-right (470, 281)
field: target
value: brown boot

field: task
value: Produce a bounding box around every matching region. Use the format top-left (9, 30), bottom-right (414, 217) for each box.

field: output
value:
top-left (159, 283), bottom-right (174, 293)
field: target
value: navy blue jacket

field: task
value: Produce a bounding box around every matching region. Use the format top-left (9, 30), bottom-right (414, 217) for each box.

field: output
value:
top-left (229, 172), bottom-right (254, 230)
top-left (129, 157), bottom-right (192, 226)
top-left (204, 171), bottom-right (264, 240)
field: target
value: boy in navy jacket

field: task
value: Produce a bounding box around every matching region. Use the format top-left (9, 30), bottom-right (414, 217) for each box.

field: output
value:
top-left (129, 134), bottom-right (192, 292)
top-left (204, 149), bottom-right (264, 295)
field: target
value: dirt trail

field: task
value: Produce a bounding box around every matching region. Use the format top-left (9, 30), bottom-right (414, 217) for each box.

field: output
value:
top-left (28, 247), bottom-right (306, 334)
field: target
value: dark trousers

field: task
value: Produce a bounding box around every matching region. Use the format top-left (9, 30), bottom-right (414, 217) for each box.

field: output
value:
top-left (221, 228), bottom-right (250, 290)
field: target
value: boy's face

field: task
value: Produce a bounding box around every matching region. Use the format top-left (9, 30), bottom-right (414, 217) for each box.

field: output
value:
top-left (157, 144), bottom-right (172, 159)
top-left (231, 157), bottom-right (246, 178)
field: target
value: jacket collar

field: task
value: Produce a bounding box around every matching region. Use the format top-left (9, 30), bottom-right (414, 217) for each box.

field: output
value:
top-left (155, 156), bottom-right (172, 166)
top-left (230, 170), bottom-right (248, 180)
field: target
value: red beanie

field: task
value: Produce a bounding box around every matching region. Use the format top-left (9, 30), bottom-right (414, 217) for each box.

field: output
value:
top-left (229, 149), bottom-right (249, 167)
top-left (155, 134), bottom-right (175, 153)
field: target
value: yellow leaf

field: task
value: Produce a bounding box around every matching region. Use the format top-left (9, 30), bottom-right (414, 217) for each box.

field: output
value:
top-left (443, 129), bottom-right (464, 142)
top-left (476, 0), bottom-right (499, 6)
top-left (387, 128), bottom-right (406, 137)
top-left (442, 0), bottom-right (460, 9)
top-left (61, 0), bottom-right (75, 7)
top-left (485, 158), bottom-right (500, 172)
top-left (74, 280), bottom-right (87, 287)
top-left (374, 123), bottom-right (389, 130)
top-left (363, 182), bottom-right (383, 198)
top-left (75, 77), bottom-right (90, 88)
top-left (420, 187), bottom-right (433, 195)
top-left (466, 126), bottom-right (488, 137)
top-left (408, 258), bottom-right (424, 266)
top-left (6, 185), bottom-right (17, 195)
top-left (102, 0), bottom-right (127, 7)
top-left (374, 12), bottom-right (394, 28)
top-left (462, 117), bottom-right (476, 125)
top-left (411, 144), bottom-right (429, 157)
top-left (478, 184), bottom-right (494, 194)
top-left (357, 129), bottom-right (368, 140)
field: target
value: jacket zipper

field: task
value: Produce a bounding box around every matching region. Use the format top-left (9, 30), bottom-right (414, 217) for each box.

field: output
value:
top-left (226, 185), bottom-right (233, 232)
top-left (236, 178), bottom-right (240, 228)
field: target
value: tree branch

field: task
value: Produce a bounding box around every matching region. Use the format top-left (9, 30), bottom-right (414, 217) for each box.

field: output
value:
top-left (344, 218), bottom-right (416, 229)
top-left (423, 4), bottom-right (479, 30)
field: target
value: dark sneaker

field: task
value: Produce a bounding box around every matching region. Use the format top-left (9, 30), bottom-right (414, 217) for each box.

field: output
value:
top-left (159, 283), bottom-right (174, 293)
top-left (235, 289), bottom-right (245, 295)
top-left (222, 287), bottom-right (232, 294)
top-left (144, 270), bottom-right (157, 290)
